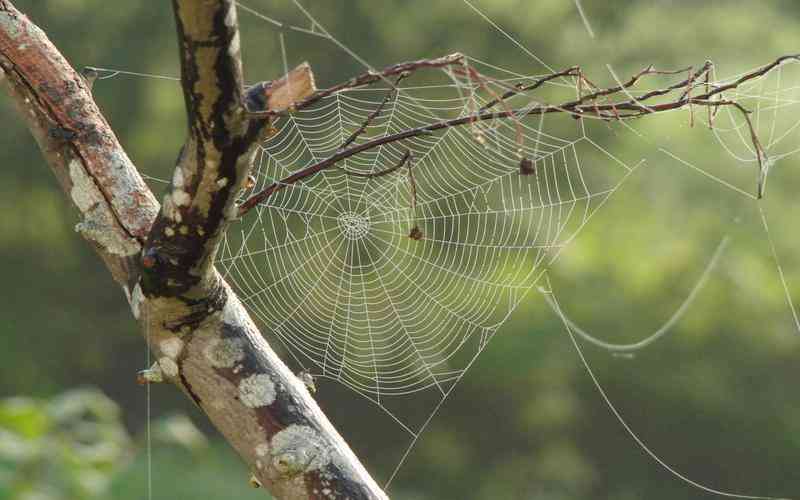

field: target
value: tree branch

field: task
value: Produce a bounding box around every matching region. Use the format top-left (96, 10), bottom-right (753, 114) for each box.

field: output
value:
top-left (0, 0), bottom-right (159, 289)
top-left (1, 2), bottom-right (387, 498)
top-left (245, 52), bottom-right (465, 117)
top-left (337, 73), bottom-right (406, 151)
top-left (240, 54), bottom-right (799, 214)
top-left (143, 0), bottom-right (256, 294)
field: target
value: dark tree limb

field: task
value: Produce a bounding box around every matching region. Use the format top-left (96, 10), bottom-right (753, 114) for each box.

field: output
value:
top-left (0, 1), bottom-right (387, 499)
top-left (143, 0), bottom-right (258, 295)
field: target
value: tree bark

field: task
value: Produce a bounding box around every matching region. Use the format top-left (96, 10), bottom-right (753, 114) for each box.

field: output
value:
top-left (0, 1), bottom-right (387, 498)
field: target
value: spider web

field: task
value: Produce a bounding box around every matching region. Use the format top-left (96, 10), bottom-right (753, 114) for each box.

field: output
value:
top-left (226, 3), bottom-right (645, 422)
top-left (710, 61), bottom-right (800, 196)
top-left (205, 63), bottom-right (646, 489)
top-left (222, 3), bottom-right (800, 491)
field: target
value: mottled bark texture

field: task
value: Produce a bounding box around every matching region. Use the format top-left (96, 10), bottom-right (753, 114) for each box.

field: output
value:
top-left (0, 1), bottom-right (387, 498)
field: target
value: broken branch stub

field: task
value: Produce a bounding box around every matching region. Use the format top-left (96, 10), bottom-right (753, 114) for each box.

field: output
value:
top-left (246, 62), bottom-right (317, 114)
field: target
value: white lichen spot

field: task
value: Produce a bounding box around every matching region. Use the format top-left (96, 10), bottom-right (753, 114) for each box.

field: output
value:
top-left (238, 373), bottom-right (275, 408)
top-left (224, 4), bottom-right (237, 27)
top-left (164, 227), bottom-right (175, 237)
top-left (69, 159), bottom-right (101, 212)
top-left (69, 160), bottom-right (139, 256)
top-left (172, 189), bottom-right (191, 207)
top-left (228, 31), bottom-right (241, 58)
top-left (221, 294), bottom-right (249, 328)
top-left (88, 150), bottom-right (154, 237)
top-left (204, 337), bottom-right (245, 368)
top-left (216, 177), bottom-right (229, 189)
top-left (74, 211), bottom-right (140, 256)
top-left (162, 194), bottom-right (177, 219)
top-left (298, 370), bottom-right (316, 394)
top-left (158, 357), bottom-right (179, 378)
top-left (270, 425), bottom-right (331, 477)
top-left (0, 12), bottom-right (23, 39)
top-left (225, 203), bottom-right (239, 221)
top-left (172, 167), bottom-right (184, 189)
top-left (128, 283), bottom-right (144, 320)
top-left (255, 443), bottom-right (270, 457)
top-left (160, 337), bottom-right (184, 359)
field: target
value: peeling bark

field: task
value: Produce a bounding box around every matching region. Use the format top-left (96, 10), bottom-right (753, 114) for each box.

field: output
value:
top-left (0, 1), bottom-right (387, 498)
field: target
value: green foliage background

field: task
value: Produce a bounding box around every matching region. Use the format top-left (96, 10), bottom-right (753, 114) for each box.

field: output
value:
top-left (1, 1), bottom-right (799, 499)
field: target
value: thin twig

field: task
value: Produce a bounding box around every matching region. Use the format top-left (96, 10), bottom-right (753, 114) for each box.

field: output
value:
top-left (407, 155), bottom-right (422, 240)
top-left (458, 63), bottom-right (524, 154)
top-left (478, 66), bottom-right (579, 111)
top-left (338, 73), bottom-right (407, 151)
top-left (340, 150), bottom-right (411, 178)
top-left (246, 53), bottom-right (465, 117)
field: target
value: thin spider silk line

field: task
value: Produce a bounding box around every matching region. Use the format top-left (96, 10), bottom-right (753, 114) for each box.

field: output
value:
top-left (659, 148), bottom-right (758, 200)
top-left (573, 0), bottom-right (596, 39)
top-left (144, 305), bottom-right (152, 500)
top-left (460, 0), bottom-right (557, 73)
top-left (540, 235), bottom-right (730, 353)
top-left (758, 203), bottom-right (800, 335)
top-left (87, 67), bottom-right (180, 81)
top-left (288, 0), bottom-right (405, 92)
top-left (546, 276), bottom-right (794, 500)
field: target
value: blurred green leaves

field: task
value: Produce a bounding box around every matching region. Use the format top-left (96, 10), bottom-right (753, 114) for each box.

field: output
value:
top-left (0, 390), bottom-right (208, 500)
top-left (0, 389), bottom-right (132, 500)
top-left (151, 414), bottom-right (207, 454)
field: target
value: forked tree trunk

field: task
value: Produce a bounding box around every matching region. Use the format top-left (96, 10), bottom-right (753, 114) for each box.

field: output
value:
top-left (0, 1), bottom-right (387, 498)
